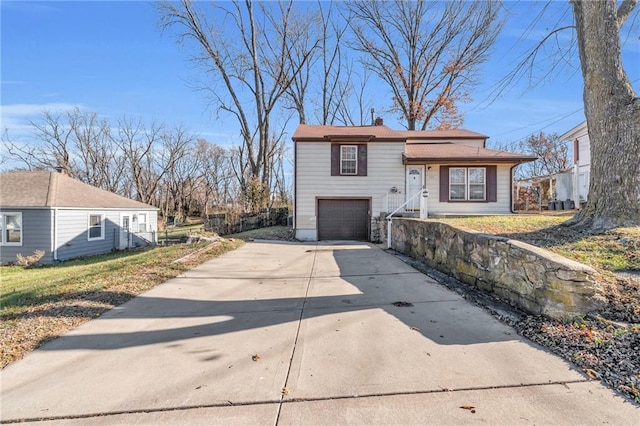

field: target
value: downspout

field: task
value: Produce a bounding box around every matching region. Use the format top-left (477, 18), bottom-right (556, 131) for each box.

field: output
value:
top-left (510, 165), bottom-right (517, 213)
top-left (53, 208), bottom-right (59, 261)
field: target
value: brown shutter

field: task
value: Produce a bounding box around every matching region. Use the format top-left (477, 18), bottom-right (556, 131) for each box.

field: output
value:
top-left (439, 166), bottom-right (449, 202)
top-left (573, 139), bottom-right (579, 164)
top-left (487, 165), bottom-right (497, 202)
top-left (358, 144), bottom-right (367, 176)
top-left (331, 144), bottom-right (340, 176)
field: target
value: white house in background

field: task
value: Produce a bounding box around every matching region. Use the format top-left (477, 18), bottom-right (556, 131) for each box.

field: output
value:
top-left (293, 122), bottom-right (536, 242)
top-left (560, 121), bottom-right (591, 207)
top-left (0, 170), bottom-right (158, 265)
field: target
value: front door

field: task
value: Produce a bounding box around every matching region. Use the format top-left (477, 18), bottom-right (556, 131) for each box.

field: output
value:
top-left (119, 214), bottom-right (131, 249)
top-left (406, 167), bottom-right (423, 210)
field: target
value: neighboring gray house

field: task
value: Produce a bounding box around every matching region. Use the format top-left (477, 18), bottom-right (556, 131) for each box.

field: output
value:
top-left (0, 170), bottom-right (158, 265)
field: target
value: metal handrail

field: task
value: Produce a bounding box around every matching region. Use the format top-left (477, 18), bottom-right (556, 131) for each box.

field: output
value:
top-left (386, 188), bottom-right (425, 249)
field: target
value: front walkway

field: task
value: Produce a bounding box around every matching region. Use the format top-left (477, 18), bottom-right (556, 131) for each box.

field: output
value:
top-left (1, 242), bottom-right (636, 424)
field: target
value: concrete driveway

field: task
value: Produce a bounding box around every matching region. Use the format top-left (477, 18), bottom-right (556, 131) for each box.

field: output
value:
top-left (1, 241), bottom-right (637, 425)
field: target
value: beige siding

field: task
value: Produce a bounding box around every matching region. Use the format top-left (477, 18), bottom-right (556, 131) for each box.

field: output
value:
top-left (295, 142), bottom-right (405, 235)
top-left (425, 164), bottom-right (513, 215)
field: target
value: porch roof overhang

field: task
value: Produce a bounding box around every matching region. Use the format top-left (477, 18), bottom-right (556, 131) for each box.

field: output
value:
top-left (402, 143), bottom-right (538, 165)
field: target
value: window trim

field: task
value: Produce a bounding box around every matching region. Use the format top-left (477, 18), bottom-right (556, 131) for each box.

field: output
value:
top-left (467, 167), bottom-right (486, 201)
top-left (448, 167), bottom-right (487, 202)
top-left (87, 213), bottom-right (105, 241)
top-left (0, 212), bottom-right (23, 246)
top-left (449, 167), bottom-right (467, 201)
top-left (340, 145), bottom-right (358, 175)
top-left (137, 212), bottom-right (148, 233)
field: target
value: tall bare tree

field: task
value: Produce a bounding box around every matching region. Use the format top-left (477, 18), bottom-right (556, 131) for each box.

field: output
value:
top-left (159, 0), bottom-right (316, 209)
top-left (569, 0), bottom-right (640, 229)
top-left (5, 108), bottom-right (126, 192)
top-left (347, 0), bottom-right (503, 130)
top-left (497, 1), bottom-right (639, 230)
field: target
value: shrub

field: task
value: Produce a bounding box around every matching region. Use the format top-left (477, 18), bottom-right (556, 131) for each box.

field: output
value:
top-left (16, 250), bottom-right (45, 268)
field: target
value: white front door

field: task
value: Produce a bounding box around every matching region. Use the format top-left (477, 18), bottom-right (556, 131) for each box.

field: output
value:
top-left (406, 167), bottom-right (423, 210)
top-left (119, 214), bottom-right (131, 249)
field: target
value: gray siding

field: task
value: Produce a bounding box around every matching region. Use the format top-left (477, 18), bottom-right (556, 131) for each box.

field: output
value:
top-left (56, 209), bottom-right (158, 261)
top-left (0, 209), bottom-right (54, 265)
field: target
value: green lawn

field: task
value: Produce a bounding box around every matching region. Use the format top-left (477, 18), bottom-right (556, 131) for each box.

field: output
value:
top-left (1, 241), bottom-right (242, 317)
top-left (1, 239), bottom-right (244, 367)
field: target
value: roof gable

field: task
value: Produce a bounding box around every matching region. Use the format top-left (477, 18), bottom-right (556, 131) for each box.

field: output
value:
top-left (0, 171), bottom-right (156, 209)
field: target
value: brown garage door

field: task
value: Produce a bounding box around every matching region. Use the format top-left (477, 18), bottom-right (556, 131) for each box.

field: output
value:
top-left (317, 199), bottom-right (369, 241)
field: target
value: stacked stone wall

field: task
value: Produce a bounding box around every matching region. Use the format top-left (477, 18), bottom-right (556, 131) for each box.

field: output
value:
top-left (388, 218), bottom-right (603, 319)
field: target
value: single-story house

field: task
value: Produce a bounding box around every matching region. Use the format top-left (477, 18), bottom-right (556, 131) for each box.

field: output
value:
top-left (293, 122), bottom-right (536, 241)
top-left (0, 170), bottom-right (158, 265)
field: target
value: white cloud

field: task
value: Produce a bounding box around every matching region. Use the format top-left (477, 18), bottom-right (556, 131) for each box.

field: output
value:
top-left (0, 103), bottom-right (84, 137)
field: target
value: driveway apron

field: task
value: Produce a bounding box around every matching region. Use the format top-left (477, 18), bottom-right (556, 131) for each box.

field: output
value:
top-left (1, 241), bottom-right (637, 425)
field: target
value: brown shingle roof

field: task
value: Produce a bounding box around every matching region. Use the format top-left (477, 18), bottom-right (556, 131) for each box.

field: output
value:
top-left (292, 124), bottom-right (403, 141)
top-left (404, 143), bottom-right (537, 163)
top-left (292, 124), bottom-right (487, 142)
top-left (0, 171), bottom-right (156, 209)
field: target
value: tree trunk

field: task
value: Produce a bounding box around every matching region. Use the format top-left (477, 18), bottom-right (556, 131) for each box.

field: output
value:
top-left (570, 0), bottom-right (640, 230)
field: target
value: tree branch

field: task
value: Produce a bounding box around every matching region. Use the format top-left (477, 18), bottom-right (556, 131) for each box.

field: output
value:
top-left (617, 0), bottom-right (638, 27)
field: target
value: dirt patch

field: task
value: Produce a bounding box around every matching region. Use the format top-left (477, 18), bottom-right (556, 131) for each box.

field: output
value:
top-left (227, 225), bottom-right (296, 241)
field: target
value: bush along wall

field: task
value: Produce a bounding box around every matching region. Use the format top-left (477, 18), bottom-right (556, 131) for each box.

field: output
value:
top-left (388, 218), bottom-right (604, 320)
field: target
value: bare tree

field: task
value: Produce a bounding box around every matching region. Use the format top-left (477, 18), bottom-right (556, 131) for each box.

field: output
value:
top-left (568, 0), bottom-right (640, 230)
top-left (520, 132), bottom-right (570, 178)
top-left (5, 108), bottom-right (126, 192)
top-left (496, 1), bottom-right (639, 230)
top-left (114, 117), bottom-right (162, 204)
top-left (347, 0), bottom-right (503, 130)
top-left (195, 140), bottom-right (234, 214)
top-left (333, 68), bottom-right (374, 126)
top-left (159, 0), bottom-right (316, 209)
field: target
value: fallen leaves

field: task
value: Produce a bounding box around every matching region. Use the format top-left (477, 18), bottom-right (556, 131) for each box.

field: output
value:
top-left (515, 315), bottom-right (640, 404)
top-left (252, 353), bottom-right (261, 362)
top-left (460, 405), bottom-right (476, 413)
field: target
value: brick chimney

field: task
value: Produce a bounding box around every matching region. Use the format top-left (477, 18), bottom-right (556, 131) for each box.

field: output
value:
top-left (54, 166), bottom-right (68, 175)
top-left (374, 117), bottom-right (384, 126)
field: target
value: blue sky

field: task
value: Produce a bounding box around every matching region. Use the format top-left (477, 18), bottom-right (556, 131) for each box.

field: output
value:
top-left (1, 0), bottom-right (638, 161)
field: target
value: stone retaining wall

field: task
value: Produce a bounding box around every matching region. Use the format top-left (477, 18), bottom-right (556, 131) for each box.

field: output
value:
top-left (388, 218), bottom-right (603, 319)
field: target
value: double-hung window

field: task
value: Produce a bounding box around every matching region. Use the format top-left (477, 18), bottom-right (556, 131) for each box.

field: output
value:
top-left (331, 144), bottom-right (367, 176)
top-left (88, 214), bottom-right (104, 241)
top-left (449, 167), bottom-right (486, 201)
top-left (340, 146), bottom-right (358, 175)
top-left (138, 213), bottom-right (147, 232)
top-left (0, 212), bottom-right (22, 246)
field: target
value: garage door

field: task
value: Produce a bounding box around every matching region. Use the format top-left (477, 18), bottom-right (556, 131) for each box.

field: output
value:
top-left (317, 199), bottom-right (369, 241)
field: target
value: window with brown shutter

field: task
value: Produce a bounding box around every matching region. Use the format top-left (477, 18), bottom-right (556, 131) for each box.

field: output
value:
top-left (331, 143), bottom-right (367, 176)
top-left (439, 165), bottom-right (497, 202)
